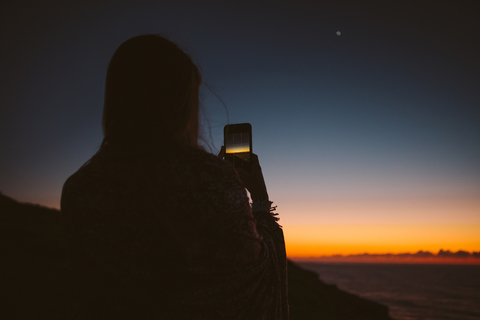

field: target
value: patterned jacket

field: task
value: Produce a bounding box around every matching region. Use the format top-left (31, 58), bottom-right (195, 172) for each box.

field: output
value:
top-left (61, 145), bottom-right (288, 319)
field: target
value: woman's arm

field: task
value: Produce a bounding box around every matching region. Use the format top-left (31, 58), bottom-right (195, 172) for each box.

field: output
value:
top-left (214, 148), bottom-right (288, 318)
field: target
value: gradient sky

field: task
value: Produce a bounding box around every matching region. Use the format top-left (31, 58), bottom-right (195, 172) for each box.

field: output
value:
top-left (1, 0), bottom-right (479, 256)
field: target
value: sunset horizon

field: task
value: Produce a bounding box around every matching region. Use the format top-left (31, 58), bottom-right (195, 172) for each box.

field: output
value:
top-left (288, 249), bottom-right (480, 265)
top-left (2, 192), bottom-right (478, 265)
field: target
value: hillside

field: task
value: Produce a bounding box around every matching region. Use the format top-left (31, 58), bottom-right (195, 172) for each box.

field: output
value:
top-left (0, 193), bottom-right (390, 319)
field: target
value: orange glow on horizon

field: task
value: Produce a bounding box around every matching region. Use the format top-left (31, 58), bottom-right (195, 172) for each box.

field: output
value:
top-left (283, 224), bottom-right (480, 257)
top-left (278, 195), bottom-right (480, 225)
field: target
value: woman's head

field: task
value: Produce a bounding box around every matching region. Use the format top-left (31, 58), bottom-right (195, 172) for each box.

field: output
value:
top-left (102, 34), bottom-right (201, 150)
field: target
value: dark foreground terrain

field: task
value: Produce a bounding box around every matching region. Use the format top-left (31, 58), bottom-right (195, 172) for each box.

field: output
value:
top-left (1, 193), bottom-right (390, 319)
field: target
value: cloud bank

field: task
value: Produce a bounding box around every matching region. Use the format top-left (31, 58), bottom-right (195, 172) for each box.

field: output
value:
top-left (293, 250), bottom-right (480, 264)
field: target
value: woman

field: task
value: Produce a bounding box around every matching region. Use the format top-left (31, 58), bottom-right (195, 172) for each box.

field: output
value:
top-left (61, 34), bottom-right (288, 319)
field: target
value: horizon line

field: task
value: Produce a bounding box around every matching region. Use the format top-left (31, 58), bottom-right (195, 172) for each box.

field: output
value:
top-left (288, 249), bottom-right (480, 264)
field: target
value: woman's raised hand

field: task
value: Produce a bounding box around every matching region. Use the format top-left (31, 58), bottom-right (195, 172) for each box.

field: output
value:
top-left (218, 146), bottom-right (269, 201)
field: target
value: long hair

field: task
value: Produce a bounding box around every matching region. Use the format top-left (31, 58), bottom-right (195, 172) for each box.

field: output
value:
top-left (101, 34), bottom-right (201, 153)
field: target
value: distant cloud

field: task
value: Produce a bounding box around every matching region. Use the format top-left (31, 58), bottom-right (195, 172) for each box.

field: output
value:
top-left (437, 249), bottom-right (472, 258)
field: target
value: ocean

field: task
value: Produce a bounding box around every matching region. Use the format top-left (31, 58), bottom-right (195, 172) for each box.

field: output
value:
top-left (297, 262), bottom-right (480, 320)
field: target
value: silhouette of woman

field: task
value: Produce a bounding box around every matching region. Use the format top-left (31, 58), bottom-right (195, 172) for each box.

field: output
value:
top-left (61, 34), bottom-right (288, 319)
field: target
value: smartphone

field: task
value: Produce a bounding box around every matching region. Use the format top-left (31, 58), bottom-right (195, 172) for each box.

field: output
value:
top-left (224, 123), bottom-right (252, 172)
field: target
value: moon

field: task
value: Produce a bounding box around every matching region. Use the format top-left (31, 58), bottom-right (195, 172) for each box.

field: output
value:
top-left (336, 31), bottom-right (341, 36)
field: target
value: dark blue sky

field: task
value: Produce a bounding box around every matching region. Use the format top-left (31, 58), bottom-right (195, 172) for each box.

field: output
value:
top-left (1, 0), bottom-right (479, 232)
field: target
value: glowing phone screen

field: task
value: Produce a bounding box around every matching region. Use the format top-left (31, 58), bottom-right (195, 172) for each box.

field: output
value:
top-left (225, 131), bottom-right (251, 170)
top-left (225, 132), bottom-right (250, 154)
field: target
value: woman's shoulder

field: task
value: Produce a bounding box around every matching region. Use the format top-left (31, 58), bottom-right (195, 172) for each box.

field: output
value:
top-left (159, 147), bottom-right (245, 207)
top-left (63, 154), bottom-right (103, 189)
top-left (174, 146), bottom-right (240, 181)
top-left (61, 154), bottom-right (108, 208)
